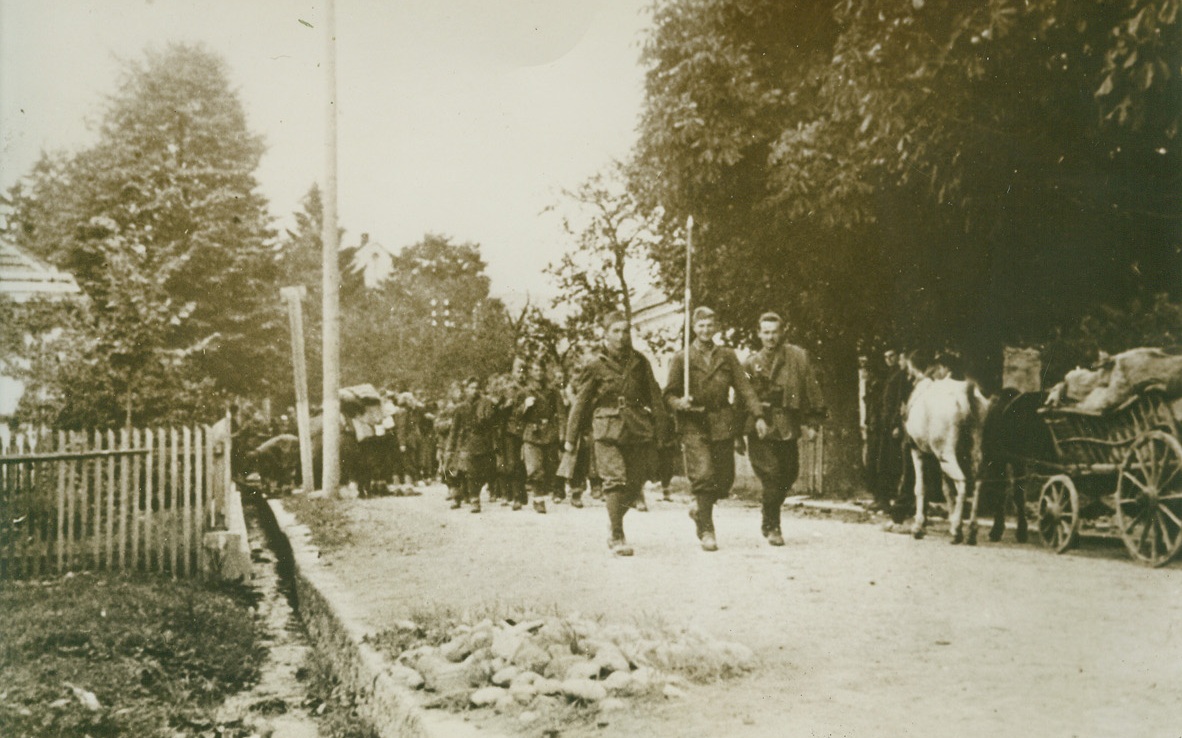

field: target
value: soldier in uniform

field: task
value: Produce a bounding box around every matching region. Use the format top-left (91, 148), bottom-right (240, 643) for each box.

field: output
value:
top-left (742, 312), bottom-right (826, 546)
top-left (444, 377), bottom-right (497, 513)
top-left (665, 307), bottom-right (764, 551)
top-left (516, 358), bottom-right (564, 513)
top-left (565, 311), bottom-right (669, 556)
top-left (490, 361), bottom-right (528, 509)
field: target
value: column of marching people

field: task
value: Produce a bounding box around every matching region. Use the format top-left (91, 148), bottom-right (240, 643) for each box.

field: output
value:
top-left (438, 308), bottom-right (827, 557)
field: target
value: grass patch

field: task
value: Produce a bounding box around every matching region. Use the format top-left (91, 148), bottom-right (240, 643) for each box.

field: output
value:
top-left (0, 573), bottom-right (266, 737)
top-left (300, 648), bottom-right (379, 738)
top-left (282, 496), bottom-right (358, 552)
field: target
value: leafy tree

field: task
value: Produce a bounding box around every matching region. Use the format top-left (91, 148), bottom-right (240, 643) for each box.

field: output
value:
top-left (4, 43), bottom-right (282, 426)
top-left (632, 0), bottom-right (1182, 374)
top-left (339, 234), bottom-right (515, 396)
top-left (544, 162), bottom-right (668, 357)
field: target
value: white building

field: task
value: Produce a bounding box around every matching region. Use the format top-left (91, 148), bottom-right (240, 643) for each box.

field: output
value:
top-left (0, 239), bottom-right (82, 446)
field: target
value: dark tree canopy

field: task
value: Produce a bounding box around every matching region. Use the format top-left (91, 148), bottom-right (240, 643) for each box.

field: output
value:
top-left (633, 0), bottom-right (1182, 375)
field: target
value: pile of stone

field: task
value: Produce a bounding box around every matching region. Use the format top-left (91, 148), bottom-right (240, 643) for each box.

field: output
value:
top-left (381, 614), bottom-right (756, 716)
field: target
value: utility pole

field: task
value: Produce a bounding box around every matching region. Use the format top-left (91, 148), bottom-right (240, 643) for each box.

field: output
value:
top-left (321, 0), bottom-right (341, 497)
top-left (280, 286), bottom-right (315, 495)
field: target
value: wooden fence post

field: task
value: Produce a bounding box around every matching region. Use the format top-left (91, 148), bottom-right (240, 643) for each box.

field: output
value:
top-left (194, 425), bottom-right (205, 576)
top-left (182, 425), bottom-right (192, 577)
top-left (56, 430), bottom-right (66, 573)
top-left (170, 427), bottom-right (179, 577)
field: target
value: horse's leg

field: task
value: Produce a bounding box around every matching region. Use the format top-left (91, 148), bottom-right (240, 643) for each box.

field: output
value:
top-left (989, 463), bottom-right (1011, 542)
top-left (911, 449), bottom-right (927, 539)
top-left (934, 451), bottom-right (966, 543)
top-left (966, 478), bottom-right (982, 546)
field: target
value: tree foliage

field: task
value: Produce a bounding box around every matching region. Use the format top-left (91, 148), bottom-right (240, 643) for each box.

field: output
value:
top-left (3, 44), bottom-right (281, 426)
top-left (633, 0), bottom-right (1182, 373)
top-left (338, 234), bottom-right (515, 396)
top-left (544, 162), bottom-right (668, 360)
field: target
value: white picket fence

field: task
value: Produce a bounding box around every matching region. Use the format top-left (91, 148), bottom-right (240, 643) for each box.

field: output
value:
top-left (0, 417), bottom-right (232, 579)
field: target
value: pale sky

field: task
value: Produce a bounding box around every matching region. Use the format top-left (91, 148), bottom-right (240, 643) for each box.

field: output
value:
top-left (0, 0), bottom-right (652, 306)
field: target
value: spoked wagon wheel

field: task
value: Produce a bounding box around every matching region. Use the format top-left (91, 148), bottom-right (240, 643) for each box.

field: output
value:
top-left (1115, 430), bottom-right (1182, 567)
top-left (1037, 474), bottom-right (1079, 553)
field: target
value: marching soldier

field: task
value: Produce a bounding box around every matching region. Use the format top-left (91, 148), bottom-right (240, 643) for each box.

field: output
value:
top-left (490, 360), bottom-right (529, 509)
top-left (742, 312), bottom-right (826, 546)
top-left (565, 311), bottom-right (669, 556)
top-left (665, 306), bottom-right (764, 551)
top-left (516, 358), bottom-right (564, 513)
top-left (444, 377), bottom-right (497, 513)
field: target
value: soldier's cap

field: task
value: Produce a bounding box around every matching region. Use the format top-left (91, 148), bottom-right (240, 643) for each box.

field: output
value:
top-left (600, 310), bottom-right (628, 329)
top-left (759, 311), bottom-right (784, 325)
top-left (692, 306), bottom-right (715, 323)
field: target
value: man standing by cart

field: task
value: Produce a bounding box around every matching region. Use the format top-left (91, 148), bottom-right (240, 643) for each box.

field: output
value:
top-left (665, 306), bottom-right (764, 551)
top-left (743, 312), bottom-right (826, 546)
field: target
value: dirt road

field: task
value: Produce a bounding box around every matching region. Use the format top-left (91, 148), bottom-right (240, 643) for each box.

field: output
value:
top-left (304, 487), bottom-right (1181, 738)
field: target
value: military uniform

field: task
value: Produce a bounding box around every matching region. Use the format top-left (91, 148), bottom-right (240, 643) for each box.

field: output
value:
top-left (566, 344), bottom-right (669, 548)
top-left (444, 393), bottom-right (497, 512)
top-left (516, 380), bottom-right (564, 511)
top-left (743, 339), bottom-right (826, 537)
top-left (489, 373), bottom-right (527, 508)
top-left (666, 339), bottom-right (763, 543)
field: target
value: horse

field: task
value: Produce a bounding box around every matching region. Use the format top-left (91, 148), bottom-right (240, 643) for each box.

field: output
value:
top-left (979, 387), bottom-right (1056, 544)
top-left (903, 374), bottom-right (990, 543)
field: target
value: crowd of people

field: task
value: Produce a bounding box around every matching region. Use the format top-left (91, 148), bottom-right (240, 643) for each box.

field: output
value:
top-left (434, 308), bottom-right (826, 557)
top-left (239, 308), bottom-right (829, 558)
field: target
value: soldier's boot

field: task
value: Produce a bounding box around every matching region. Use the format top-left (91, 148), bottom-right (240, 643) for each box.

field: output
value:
top-left (692, 493), bottom-right (715, 540)
top-left (608, 537), bottom-right (634, 556)
top-left (570, 492), bottom-right (584, 509)
top-left (761, 490), bottom-right (785, 546)
top-left (700, 531), bottom-right (718, 552)
top-left (533, 497), bottom-right (547, 514)
top-left (470, 498), bottom-right (482, 513)
top-left (590, 480), bottom-right (604, 501)
top-left (450, 498), bottom-right (462, 510)
top-left (661, 484), bottom-right (673, 502)
top-left (606, 491), bottom-right (631, 555)
top-left (632, 491), bottom-right (648, 512)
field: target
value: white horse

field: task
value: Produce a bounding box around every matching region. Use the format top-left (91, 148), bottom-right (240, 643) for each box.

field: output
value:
top-left (904, 375), bottom-right (990, 543)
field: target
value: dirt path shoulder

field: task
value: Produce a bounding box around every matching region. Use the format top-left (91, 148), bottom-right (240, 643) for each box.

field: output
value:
top-left (296, 487), bottom-right (1182, 738)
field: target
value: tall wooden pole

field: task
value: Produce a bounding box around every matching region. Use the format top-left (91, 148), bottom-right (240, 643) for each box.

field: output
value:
top-left (280, 286), bottom-right (315, 494)
top-left (683, 215), bottom-right (694, 401)
top-left (321, 0), bottom-right (341, 497)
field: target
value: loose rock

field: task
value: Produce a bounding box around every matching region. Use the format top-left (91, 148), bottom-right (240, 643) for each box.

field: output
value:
top-left (491, 665), bottom-right (521, 687)
top-left (469, 687), bottom-right (506, 707)
top-left (562, 678), bottom-right (608, 703)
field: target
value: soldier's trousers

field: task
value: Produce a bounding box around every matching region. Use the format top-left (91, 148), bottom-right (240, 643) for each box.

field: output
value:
top-left (593, 441), bottom-right (656, 539)
top-left (463, 454), bottom-right (495, 505)
top-left (497, 435), bottom-right (527, 503)
top-left (523, 442), bottom-right (559, 499)
top-left (680, 433), bottom-right (736, 499)
top-left (747, 437), bottom-right (800, 533)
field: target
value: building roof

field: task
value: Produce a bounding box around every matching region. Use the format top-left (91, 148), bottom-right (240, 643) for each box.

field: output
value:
top-left (0, 239), bottom-right (81, 302)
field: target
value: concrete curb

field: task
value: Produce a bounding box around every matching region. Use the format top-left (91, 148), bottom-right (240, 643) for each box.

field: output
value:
top-left (260, 498), bottom-right (494, 738)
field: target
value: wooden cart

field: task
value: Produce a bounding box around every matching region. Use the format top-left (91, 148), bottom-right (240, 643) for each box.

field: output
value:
top-left (1032, 387), bottom-right (1182, 566)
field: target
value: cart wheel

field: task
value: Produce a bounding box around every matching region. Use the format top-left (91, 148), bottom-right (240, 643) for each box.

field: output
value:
top-left (1037, 474), bottom-right (1079, 553)
top-left (1116, 430), bottom-right (1182, 567)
